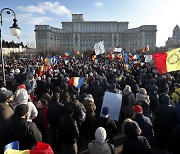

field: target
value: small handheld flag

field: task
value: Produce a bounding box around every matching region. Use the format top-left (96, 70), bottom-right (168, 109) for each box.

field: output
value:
top-left (69, 77), bottom-right (84, 89)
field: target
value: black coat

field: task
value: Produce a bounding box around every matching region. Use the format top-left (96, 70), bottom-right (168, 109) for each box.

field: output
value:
top-left (48, 100), bottom-right (64, 126)
top-left (122, 136), bottom-right (151, 154)
top-left (94, 117), bottom-right (117, 144)
top-left (58, 115), bottom-right (79, 145)
top-left (3, 118), bottom-right (42, 150)
top-left (133, 114), bottom-right (154, 146)
top-left (167, 125), bottom-right (180, 154)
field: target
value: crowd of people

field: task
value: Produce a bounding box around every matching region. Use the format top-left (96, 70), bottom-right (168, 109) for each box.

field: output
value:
top-left (0, 56), bottom-right (179, 154)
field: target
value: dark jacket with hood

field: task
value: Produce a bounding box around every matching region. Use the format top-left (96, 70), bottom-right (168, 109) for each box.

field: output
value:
top-left (90, 80), bottom-right (103, 103)
top-left (167, 124), bottom-right (180, 154)
top-left (3, 118), bottom-right (42, 150)
top-left (133, 114), bottom-right (154, 146)
top-left (153, 94), bottom-right (176, 139)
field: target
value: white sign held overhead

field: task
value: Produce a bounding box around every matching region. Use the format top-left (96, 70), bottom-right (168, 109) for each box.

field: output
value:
top-left (100, 92), bottom-right (122, 121)
top-left (94, 41), bottom-right (105, 55)
top-left (145, 55), bottom-right (153, 63)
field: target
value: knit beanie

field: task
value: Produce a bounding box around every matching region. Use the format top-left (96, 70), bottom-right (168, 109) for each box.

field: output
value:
top-left (95, 127), bottom-right (107, 143)
top-left (133, 105), bottom-right (143, 114)
top-left (0, 87), bottom-right (13, 102)
top-left (14, 104), bottom-right (29, 118)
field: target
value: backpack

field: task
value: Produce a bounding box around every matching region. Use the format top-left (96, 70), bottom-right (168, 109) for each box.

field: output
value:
top-left (122, 92), bottom-right (131, 106)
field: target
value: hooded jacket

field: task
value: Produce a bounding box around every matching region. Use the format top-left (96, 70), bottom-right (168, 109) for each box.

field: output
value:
top-left (153, 94), bottom-right (176, 134)
top-left (13, 89), bottom-right (38, 121)
top-left (122, 86), bottom-right (136, 117)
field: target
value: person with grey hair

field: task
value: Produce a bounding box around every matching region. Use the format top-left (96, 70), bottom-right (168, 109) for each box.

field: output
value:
top-left (122, 119), bottom-right (151, 154)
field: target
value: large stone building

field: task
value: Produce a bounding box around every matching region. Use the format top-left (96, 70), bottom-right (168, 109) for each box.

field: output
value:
top-left (166, 25), bottom-right (180, 49)
top-left (35, 14), bottom-right (157, 53)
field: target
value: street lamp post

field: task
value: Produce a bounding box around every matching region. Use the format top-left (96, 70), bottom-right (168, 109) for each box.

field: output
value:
top-left (0, 8), bottom-right (21, 86)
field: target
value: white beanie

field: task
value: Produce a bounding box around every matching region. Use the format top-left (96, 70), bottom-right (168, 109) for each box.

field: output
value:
top-left (95, 127), bottom-right (107, 143)
top-left (14, 68), bottom-right (20, 74)
top-left (13, 89), bottom-right (29, 105)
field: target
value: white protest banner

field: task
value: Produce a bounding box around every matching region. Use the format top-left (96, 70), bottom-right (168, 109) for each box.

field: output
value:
top-left (145, 55), bottom-right (153, 63)
top-left (114, 48), bottom-right (122, 53)
top-left (101, 92), bottom-right (122, 121)
top-left (94, 41), bottom-right (105, 55)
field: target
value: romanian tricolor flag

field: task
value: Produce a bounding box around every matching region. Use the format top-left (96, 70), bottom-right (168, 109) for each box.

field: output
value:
top-left (63, 51), bottom-right (72, 59)
top-left (152, 48), bottom-right (180, 74)
top-left (109, 54), bottom-right (116, 60)
top-left (38, 65), bottom-right (44, 77)
top-left (117, 54), bottom-right (123, 61)
top-left (68, 77), bottom-right (84, 89)
top-left (4, 142), bottom-right (53, 154)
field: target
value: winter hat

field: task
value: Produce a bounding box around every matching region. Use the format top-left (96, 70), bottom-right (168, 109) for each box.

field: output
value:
top-left (95, 127), bottom-right (107, 143)
top-left (18, 84), bottom-right (26, 89)
top-left (133, 105), bottom-right (143, 114)
top-left (124, 85), bottom-right (131, 92)
top-left (14, 68), bottom-right (20, 74)
top-left (14, 104), bottom-right (29, 118)
top-left (84, 94), bottom-right (94, 102)
top-left (0, 87), bottom-right (13, 102)
top-left (102, 106), bottom-right (109, 118)
top-left (139, 88), bottom-right (147, 95)
top-left (13, 89), bottom-right (29, 105)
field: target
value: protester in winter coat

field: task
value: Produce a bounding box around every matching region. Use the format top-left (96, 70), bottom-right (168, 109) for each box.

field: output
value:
top-left (83, 94), bottom-right (96, 140)
top-left (153, 93), bottom-right (176, 148)
top-left (2, 104), bottom-right (42, 150)
top-left (34, 99), bottom-right (49, 142)
top-left (121, 85), bottom-right (137, 119)
top-left (13, 88), bottom-right (38, 122)
top-left (167, 124), bottom-right (180, 154)
top-left (122, 119), bottom-right (151, 154)
top-left (148, 85), bottom-right (159, 112)
top-left (88, 127), bottom-right (114, 154)
top-left (132, 105), bottom-right (154, 146)
top-left (69, 94), bottom-right (86, 128)
top-left (41, 88), bottom-right (52, 104)
top-left (48, 92), bottom-right (64, 150)
top-left (58, 106), bottom-right (79, 154)
top-left (80, 81), bottom-right (90, 95)
top-left (136, 88), bottom-right (150, 105)
top-left (90, 80), bottom-right (103, 110)
top-left (0, 87), bottom-right (14, 149)
top-left (94, 107), bottom-right (117, 144)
